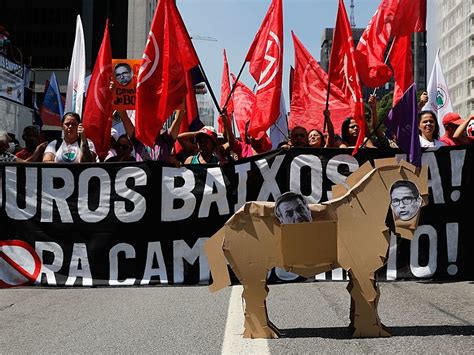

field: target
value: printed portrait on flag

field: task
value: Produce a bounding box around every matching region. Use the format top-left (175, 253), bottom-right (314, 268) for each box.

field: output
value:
top-left (112, 59), bottom-right (141, 110)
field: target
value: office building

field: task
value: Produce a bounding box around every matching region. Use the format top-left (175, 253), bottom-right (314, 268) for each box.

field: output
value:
top-left (438, 0), bottom-right (474, 117)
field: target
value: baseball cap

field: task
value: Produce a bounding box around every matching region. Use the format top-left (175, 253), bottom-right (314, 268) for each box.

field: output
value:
top-left (111, 127), bottom-right (119, 141)
top-left (442, 113), bottom-right (464, 126)
top-left (195, 126), bottom-right (217, 143)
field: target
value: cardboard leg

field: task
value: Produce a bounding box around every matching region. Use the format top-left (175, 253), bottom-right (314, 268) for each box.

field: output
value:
top-left (347, 273), bottom-right (391, 338)
top-left (242, 282), bottom-right (280, 339)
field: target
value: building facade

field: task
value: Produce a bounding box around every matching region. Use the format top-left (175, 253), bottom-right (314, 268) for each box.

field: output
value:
top-left (438, 0), bottom-right (474, 117)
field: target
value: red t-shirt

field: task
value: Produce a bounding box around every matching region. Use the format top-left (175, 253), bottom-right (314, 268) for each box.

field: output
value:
top-left (440, 134), bottom-right (474, 146)
top-left (15, 148), bottom-right (32, 160)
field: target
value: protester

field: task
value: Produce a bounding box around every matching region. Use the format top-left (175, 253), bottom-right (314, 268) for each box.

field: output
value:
top-left (390, 180), bottom-right (422, 221)
top-left (15, 126), bottom-right (48, 162)
top-left (0, 131), bottom-right (19, 162)
top-left (184, 126), bottom-right (220, 164)
top-left (440, 113), bottom-right (474, 146)
top-left (104, 134), bottom-right (136, 162)
top-left (43, 112), bottom-right (97, 163)
top-left (118, 107), bottom-right (184, 165)
top-left (289, 126), bottom-right (309, 147)
top-left (221, 113), bottom-right (271, 159)
top-left (274, 191), bottom-right (313, 224)
top-left (467, 119), bottom-right (474, 137)
top-left (339, 117), bottom-right (375, 148)
top-left (308, 110), bottom-right (335, 148)
top-left (418, 110), bottom-right (443, 148)
top-left (114, 62), bottom-right (133, 86)
top-left (104, 127), bottom-right (122, 161)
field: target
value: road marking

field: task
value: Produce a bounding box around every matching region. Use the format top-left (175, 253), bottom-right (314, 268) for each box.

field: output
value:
top-left (221, 285), bottom-right (270, 354)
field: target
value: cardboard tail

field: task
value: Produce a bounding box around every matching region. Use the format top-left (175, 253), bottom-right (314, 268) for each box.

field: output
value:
top-left (205, 228), bottom-right (231, 292)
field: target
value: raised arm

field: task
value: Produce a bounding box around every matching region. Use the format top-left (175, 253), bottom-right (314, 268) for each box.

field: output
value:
top-left (323, 109), bottom-right (335, 147)
top-left (453, 115), bottom-right (474, 139)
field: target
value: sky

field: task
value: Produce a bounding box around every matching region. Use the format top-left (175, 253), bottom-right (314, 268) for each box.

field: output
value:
top-left (176, 0), bottom-right (438, 112)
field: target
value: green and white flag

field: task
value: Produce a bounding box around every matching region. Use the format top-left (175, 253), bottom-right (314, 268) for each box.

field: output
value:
top-left (422, 50), bottom-right (453, 136)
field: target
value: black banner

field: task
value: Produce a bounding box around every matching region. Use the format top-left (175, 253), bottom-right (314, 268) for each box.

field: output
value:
top-left (0, 146), bottom-right (473, 287)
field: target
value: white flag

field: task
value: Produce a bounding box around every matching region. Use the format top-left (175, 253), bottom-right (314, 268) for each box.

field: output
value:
top-left (270, 93), bottom-right (288, 149)
top-left (65, 15), bottom-right (86, 116)
top-left (422, 50), bottom-right (453, 137)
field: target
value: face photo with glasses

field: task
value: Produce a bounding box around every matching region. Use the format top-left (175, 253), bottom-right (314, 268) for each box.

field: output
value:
top-left (389, 180), bottom-right (422, 221)
top-left (114, 63), bottom-right (133, 86)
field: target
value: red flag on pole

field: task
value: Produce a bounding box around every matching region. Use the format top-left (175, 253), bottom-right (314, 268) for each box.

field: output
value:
top-left (82, 19), bottom-right (113, 161)
top-left (245, 0), bottom-right (283, 139)
top-left (290, 32), bottom-right (351, 135)
top-left (329, 0), bottom-right (365, 153)
top-left (218, 49), bottom-right (234, 133)
top-left (355, 0), bottom-right (426, 88)
top-left (230, 73), bottom-right (256, 140)
top-left (393, 0), bottom-right (427, 35)
top-left (135, 0), bottom-right (201, 147)
top-left (390, 35), bottom-right (414, 106)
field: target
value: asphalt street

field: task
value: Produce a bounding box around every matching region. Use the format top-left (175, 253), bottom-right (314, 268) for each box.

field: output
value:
top-left (1, 281), bottom-right (472, 353)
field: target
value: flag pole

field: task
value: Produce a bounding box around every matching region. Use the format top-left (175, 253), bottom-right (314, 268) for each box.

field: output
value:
top-left (221, 60), bottom-right (247, 112)
top-left (358, 37), bottom-right (397, 150)
top-left (322, 39), bottom-right (330, 133)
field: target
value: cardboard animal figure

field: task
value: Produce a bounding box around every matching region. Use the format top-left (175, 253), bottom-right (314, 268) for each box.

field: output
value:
top-left (205, 158), bottom-right (429, 338)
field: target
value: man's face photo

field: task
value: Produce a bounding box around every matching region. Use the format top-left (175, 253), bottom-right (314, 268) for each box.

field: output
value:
top-left (275, 192), bottom-right (312, 224)
top-left (114, 63), bottom-right (133, 86)
top-left (390, 181), bottom-right (422, 221)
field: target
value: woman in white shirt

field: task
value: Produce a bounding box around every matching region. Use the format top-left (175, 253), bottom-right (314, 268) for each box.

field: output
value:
top-left (418, 110), bottom-right (444, 148)
top-left (43, 112), bottom-right (97, 163)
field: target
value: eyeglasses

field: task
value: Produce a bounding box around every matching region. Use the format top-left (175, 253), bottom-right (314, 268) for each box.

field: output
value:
top-left (349, 125), bottom-right (359, 129)
top-left (115, 72), bottom-right (130, 78)
top-left (391, 196), bottom-right (416, 207)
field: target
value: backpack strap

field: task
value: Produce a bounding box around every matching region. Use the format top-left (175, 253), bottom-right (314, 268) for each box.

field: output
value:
top-left (55, 138), bottom-right (63, 152)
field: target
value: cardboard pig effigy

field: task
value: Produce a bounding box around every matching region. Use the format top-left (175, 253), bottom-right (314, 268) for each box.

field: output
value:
top-left (205, 158), bottom-right (429, 338)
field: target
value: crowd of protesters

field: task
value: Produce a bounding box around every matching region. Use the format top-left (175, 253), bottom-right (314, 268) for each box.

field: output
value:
top-left (1, 92), bottom-right (473, 165)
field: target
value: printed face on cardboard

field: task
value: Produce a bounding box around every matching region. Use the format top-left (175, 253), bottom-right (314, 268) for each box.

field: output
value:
top-left (390, 180), bottom-right (422, 222)
top-left (114, 63), bottom-right (133, 86)
top-left (274, 192), bottom-right (312, 224)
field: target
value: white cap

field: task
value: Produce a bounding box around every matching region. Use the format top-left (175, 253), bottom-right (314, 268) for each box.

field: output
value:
top-left (111, 127), bottom-right (119, 141)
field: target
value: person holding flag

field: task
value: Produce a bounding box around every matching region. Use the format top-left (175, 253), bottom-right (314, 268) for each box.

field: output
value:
top-left (43, 112), bottom-right (97, 163)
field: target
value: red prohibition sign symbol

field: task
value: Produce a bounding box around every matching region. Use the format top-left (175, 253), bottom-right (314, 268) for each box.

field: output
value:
top-left (0, 240), bottom-right (41, 288)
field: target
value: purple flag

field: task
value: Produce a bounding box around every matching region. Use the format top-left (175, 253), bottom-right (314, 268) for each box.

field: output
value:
top-left (386, 83), bottom-right (421, 167)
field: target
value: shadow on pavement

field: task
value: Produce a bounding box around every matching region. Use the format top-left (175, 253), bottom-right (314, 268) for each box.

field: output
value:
top-left (280, 325), bottom-right (474, 339)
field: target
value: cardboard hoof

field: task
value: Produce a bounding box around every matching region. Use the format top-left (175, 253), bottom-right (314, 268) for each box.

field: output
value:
top-left (243, 326), bottom-right (280, 339)
top-left (352, 326), bottom-right (392, 338)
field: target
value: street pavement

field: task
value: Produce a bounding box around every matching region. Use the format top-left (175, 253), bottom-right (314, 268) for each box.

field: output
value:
top-left (1, 281), bottom-right (472, 353)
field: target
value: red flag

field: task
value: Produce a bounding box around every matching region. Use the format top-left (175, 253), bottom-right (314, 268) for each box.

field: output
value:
top-left (290, 32), bottom-right (351, 135)
top-left (218, 49), bottom-right (234, 133)
top-left (393, 0), bottom-right (427, 36)
top-left (82, 19), bottom-right (113, 160)
top-left (173, 70), bottom-right (203, 155)
top-left (355, 0), bottom-right (426, 88)
top-left (329, 0), bottom-right (365, 153)
top-left (390, 35), bottom-right (413, 106)
top-left (245, 0), bottom-right (283, 139)
top-left (135, 0), bottom-right (200, 147)
top-left (231, 74), bottom-right (256, 140)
